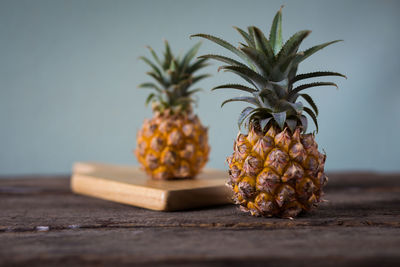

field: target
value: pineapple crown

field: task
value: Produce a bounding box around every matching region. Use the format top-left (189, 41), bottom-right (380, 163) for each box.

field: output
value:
top-left (191, 6), bottom-right (346, 133)
top-left (138, 40), bottom-right (210, 114)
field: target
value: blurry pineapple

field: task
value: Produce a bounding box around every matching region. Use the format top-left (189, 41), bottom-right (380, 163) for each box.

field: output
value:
top-left (193, 7), bottom-right (345, 217)
top-left (135, 41), bottom-right (210, 180)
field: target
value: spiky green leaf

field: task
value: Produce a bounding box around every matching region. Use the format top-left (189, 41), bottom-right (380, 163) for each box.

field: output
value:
top-left (238, 106), bottom-right (255, 128)
top-left (291, 71), bottom-right (347, 84)
top-left (191, 34), bottom-right (253, 66)
top-left (259, 117), bottom-right (273, 131)
top-left (286, 117), bottom-right (297, 132)
top-left (139, 56), bottom-right (163, 77)
top-left (138, 82), bottom-right (162, 93)
top-left (186, 88), bottom-right (203, 96)
top-left (145, 46), bottom-right (162, 66)
top-left (219, 65), bottom-right (268, 90)
top-left (192, 74), bottom-right (212, 84)
top-left (304, 107), bottom-right (318, 132)
top-left (169, 58), bottom-right (177, 72)
top-left (273, 100), bottom-right (302, 116)
top-left (248, 26), bottom-right (256, 44)
top-left (176, 96), bottom-right (195, 104)
top-left (300, 93), bottom-right (319, 115)
top-left (163, 40), bottom-right (173, 70)
top-left (145, 93), bottom-right (156, 106)
top-left (212, 84), bottom-right (257, 93)
top-left (186, 58), bottom-right (210, 74)
top-left (272, 111), bottom-right (286, 129)
top-left (221, 96), bottom-right (259, 107)
top-left (294, 40), bottom-right (342, 65)
top-left (259, 89), bottom-right (279, 107)
top-left (277, 30), bottom-right (310, 61)
top-left (248, 108), bottom-right (274, 123)
top-left (147, 72), bottom-right (167, 87)
top-left (239, 42), bottom-right (249, 48)
top-left (288, 82), bottom-right (338, 100)
top-left (269, 7), bottom-right (283, 55)
top-left (198, 54), bottom-right (247, 68)
top-left (300, 115), bottom-right (308, 132)
top-left (173, 78), bottom-right (192, 94)
top-left (252, 26), bottom-right (275, 62)
top-left (240, 46), bottom-right (271, 77)
top-left (288, 101), bottom-right (304, 114)
top-left (233, 26), bottom-right (255, 47)
top-left (271, 52), bottom-right (299, 81)
top-left (181, 42), bottom-right (202, 71)
top-left (168, 58), bottom-right (181, 84)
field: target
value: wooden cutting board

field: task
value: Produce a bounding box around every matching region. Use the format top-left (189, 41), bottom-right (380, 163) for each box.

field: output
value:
top-left (71, 162), bottom-right (232, 211)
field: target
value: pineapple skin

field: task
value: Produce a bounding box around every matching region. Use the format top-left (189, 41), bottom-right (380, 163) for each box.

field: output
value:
top-left (226, 126), bottom-right (328, 218)
top-left (136, 110), bottom-right (209, 180)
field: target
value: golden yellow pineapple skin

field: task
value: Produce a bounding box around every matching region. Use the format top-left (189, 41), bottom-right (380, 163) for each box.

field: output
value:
top-left (227, 126), bottom-right (327, 218)
top-left (135, 111), bottom-right (209, 180)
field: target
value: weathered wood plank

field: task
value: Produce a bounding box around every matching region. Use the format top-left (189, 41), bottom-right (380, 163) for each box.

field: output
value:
top-left (0, 173), bottom-right (399, 266)
top-left (1, 227), bottom-right (399, 266)
top-left (0, 173), bottom-right (400, 231)
top-left (1, 192), bottom-right (399, 231)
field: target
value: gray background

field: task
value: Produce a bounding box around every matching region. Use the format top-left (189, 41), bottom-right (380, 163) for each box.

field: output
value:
top-left (1, 0), bottom-right (399, 175)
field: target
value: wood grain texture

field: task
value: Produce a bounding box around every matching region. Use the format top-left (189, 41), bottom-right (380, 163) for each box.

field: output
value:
top-left (0, 172), bottom-right (400, 266)
top-left (71, 162), bottom-right (231, 211)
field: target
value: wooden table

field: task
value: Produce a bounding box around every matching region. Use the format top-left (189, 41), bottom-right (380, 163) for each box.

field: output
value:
top-left (1, 172), bottom-right (399, 266)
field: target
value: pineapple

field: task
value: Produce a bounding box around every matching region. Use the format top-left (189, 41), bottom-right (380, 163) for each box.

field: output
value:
top-left (192, 7), bottom-right (345, 217)
top-left (135, 40), bottom-right (210, 180)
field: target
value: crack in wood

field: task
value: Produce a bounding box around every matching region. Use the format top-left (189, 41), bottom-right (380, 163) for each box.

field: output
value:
top-left (1, 220), bottom-right (399, 234)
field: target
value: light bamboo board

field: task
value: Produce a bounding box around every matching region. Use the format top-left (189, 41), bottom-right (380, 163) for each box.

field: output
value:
top-left (71, 162), bottom-right (232, 211)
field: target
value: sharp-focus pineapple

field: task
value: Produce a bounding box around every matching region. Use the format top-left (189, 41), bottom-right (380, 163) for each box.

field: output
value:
top-left (135, 41), bottom-right (210, 180)
top-left (193, 7), bottom-right (345, 217)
